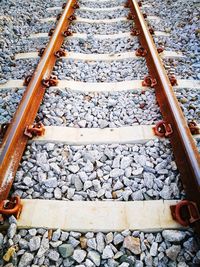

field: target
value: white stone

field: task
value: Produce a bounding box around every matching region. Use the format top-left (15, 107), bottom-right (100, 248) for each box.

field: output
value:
top-left (102, 245), bottom-right (114, 259)
top-left (73, 249), bottom-right (87, 263)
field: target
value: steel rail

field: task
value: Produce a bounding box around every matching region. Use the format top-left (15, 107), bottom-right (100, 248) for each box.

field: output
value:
top-left (0, 0), bottom-right (76, 200)
top-left (129, 0), bottom-right (200, 233)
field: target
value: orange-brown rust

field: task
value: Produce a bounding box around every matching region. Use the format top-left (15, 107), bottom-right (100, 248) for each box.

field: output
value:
top-left (23, 75), bottom-right (32, 86)
top-left (142, 75), bottom-right (157, 88)
top-left (170, 200), bottom-right (200, 227)
top-left (24, 122), bottom-right (45, 139)
top-left (188, 121), bottom-right (200, 135)
top-left (135, 47), bottom-right (148, 57)
top-left (0, 196), bottom-right (22, 219)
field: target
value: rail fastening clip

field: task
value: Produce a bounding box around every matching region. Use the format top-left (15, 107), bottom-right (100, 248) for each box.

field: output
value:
top-left (0, 196), bottom-right (22, 220)
top-left (170, 200), bottom-right (200, 227)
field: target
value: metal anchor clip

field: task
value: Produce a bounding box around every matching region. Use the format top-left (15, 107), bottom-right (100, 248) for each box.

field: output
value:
top-left (23, 75), bottom-right (32, 86)
top-left (142, 75), bottom-right (157, 88)
top-left (170, 200), bottom-right (200, 227)
top-left (135, 47), bottom-right (148, 57)
top-left (54, 49), bottom-right (67, 58)
top-left (153, 121), bottom-right (173, 138)
top-left (143, 13), bottom-right (147, 18)
top-left (48, 28), bottom-right (55, 37)
top-left (63, 29), bottom-right (73, 37)
top-left (73, 3), bottom-right (80, 9)
top-left (24, 122), bottom-right (45, 139)
top-left (68, 14), bottom-right (76, 21)
top-left (38, 47), bottom-right (45, 57)
top-left (188, 121), bottom-right (200, 135)
top-left (168, 75), bottom-right (178, 86)
top-left (42, 75), bottom-right (58, 88)
top-left (149, 28), bottom-right (155, 35)
top-left (56, 13), bottom-right (62, 21)
top-left (0, 196), bottom-right (22, 219)
top-left (127, 12), bottom-right (135, 20)
top-left (124, 1), bottom-right (130, 8)
top-left (131, 28), bottom-right (141, 36)
top-left (0, 123), bottom-right (10, 139)
top-left (157, 47), bottom-right (164, 54)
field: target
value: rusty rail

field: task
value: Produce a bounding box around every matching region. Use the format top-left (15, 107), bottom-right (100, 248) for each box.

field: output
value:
top-left (0, 0), bottom-right (76, 200)
top-left (129, 0), bottom-right (200, 233)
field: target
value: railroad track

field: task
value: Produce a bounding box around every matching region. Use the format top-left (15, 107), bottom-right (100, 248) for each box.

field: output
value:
top-left (0, 0), bottom-right (200, 266)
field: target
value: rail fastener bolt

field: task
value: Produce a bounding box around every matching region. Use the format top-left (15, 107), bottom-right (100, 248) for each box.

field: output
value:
top-left (168, 75), bottom-right (178, 86)
top-left (0, 196), bottom-right (22, 222)
top-left (149, 28), bottom-right (155, 35)
top-left (23, 75), bottom-right (32, 86)
top-left (63, 30), bottom-right (73, 37)
top-left (170, 200), bottom-right (200, 227)
top-left (48, 28), bottom-right (55, 37)
top-left (142, 75), bottom-right (157, 88)
top-left (135, 47), bottom-right (148, 57)
top-left (38, 48), bottom-right (45, 57)
top-left (188, 121), bottom-right (200, 135)
top-left (0, 123), bottom-right (10, 139)
top-left (54, 49), bottom-right (67, 58)
top-left (138, 1), bottom-right (143, 7)
top-left (131, 28), bottom-right (141, 36)
top-left (127, 12), bottom-right (135, 20)
top-left (73, 3), bottom-right (80, 9)
top-left (68, 14), bottom-right (76, 21)
top-left (24, 122), bottom-right (45, 139)
top-left (153, 121), bottom-right (173, 138)
top-left (62, 3), bottom-right (66, 9)
top-left (124, 1), bottom-right (130, 8)
top-left (157, 47), bottom-right (164, 54)
top-left (42, 75), bottom-right (58, 88)
top-left (56, 13), bottom-right (62, 21)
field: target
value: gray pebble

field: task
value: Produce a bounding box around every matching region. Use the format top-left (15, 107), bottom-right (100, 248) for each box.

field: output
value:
top-left (29, 236), bottom-right (41, 252)
top-left (58, 244), bottom-right (74, 258)
top-left (18, 252), bottom-right (34, 267)
top-left (73, 249), bottom-right (87, 263)
top-left (88, 250), bottom-right (101, 266)
top-left (48, 249), bottom-right (60, 261)
top-left (162, 230), bottom-right (186, 242)
top-left (8, 223), bottom-right (17, 239)
top-left (102, 245), bottom-right (114, 259)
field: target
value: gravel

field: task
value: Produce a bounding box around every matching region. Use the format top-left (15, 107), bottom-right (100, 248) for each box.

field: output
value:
top-left (44, 6), bottom-right (64, 19)
top-left (0, 88), bottom-right (25, 125)
top-left (63, 37), bottom-right (139, 54)
top-left (176, 88), bottom-right (200, 123)
top-left (12, 139), bottom-right (185, 201)
top-left (69, 21), bottom-right (133, 35)
top-left (163, 57), bottom-right (200, 80)
top-left (38, 89), bottom-right (161, 127)
top-left (0, 0), bottom-right (61, 83)
top-left (1, 222), bottom-right (200, 266)
top-left (14, 38), bottom-right (49, 53)
top-left (1, 58), bottom-right (39, 81)
top-left (25, 21), bottom-right (55, 35)
top-left (142, 0), bottom-right (200, 80)
top-left (79, 0), bottom-right (125, 8)
top-left (1, 87), bottom-right (198, 129)
top-left (53, 58), bottom-right (148, 82)
top-left (75, 8), bottom-right (129, 20)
